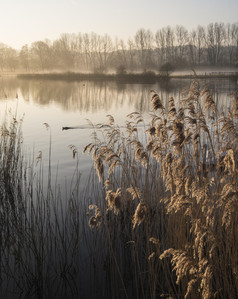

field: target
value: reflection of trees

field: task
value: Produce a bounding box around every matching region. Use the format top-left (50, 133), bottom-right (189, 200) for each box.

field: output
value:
top-left (17, 79), bottom-right (154, 113)
top-left (0, 77), bottom-right (237, 115)
top-left (0, 77), bottom-right (20, 99)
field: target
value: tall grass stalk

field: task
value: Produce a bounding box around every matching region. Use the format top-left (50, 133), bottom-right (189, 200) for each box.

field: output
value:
top-left (84, 80), bottom-right (238, 298)
top-left (0, 113), bottom-right (88, 298)
top-left (0, 80), bottom-right (237, 298)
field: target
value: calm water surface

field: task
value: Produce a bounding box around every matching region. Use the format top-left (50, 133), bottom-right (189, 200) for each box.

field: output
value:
top-left (0, 76), bottom-right (237, 189)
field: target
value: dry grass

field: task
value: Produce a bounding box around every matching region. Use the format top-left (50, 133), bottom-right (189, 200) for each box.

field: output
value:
top-left (0, 80), bottom-right (237, 298)
top-left (84, 80), bottom-right (238, 298)
top-left (0, 114), bottom-right (86, 298)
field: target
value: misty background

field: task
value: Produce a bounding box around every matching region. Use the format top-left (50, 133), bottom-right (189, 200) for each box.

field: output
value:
top-left (0, 23), bottom-right (238, 73)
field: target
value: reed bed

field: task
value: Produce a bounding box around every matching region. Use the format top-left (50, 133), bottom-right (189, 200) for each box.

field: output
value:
top-left (84, 80), bottom-right (238, 298)
top-left (0, 113), bottom-right (87, 298)
top-left (0, 79), bottom-right (237, 298)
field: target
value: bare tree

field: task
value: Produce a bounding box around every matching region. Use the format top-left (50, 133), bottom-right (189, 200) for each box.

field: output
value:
top-left (73, 33), bottom-right (84, 70)
top-left (31, 40), bottom-right (53, 70)
top-left (188, 30), bottom-right (197, 65)
top-left (225, 23), bottom-right (238, 65)
top-left (234, 23), bottom-right (238, 63)
top-left (127, 38), bottom-right (135, 71)
top-left (89, 33), bottom-right (101, 71)
top-left (82, 33), bottom-right (91, 70)
top-left (188, 26), bottom-right (206, 65)
top-left (4, 47), bottom-right (18, 71)
top-left (19, 45), bottom-right (30, 71)
top-left (155, 28), bottom-right (166, 66)
top-left (115, 38), bottom-right (128, 69)
top-left (134, 28), bottom-right (146, 69)
top-left (205, 23), bottom-right (225, 65)
top-left (175, 25), bottom-right (189, 64)
top-left (98, 34), bottom-right (114, 72)
top-left (53, 34), bottom-right (76, 70)
top-left (196, 26), bottom-right (205, 65)
top-left (0, 43), bottom-right (8, 71)
top-left (134, 28), bottom-right (154, 70)
top-left (82, 33), bottom-right (102, 71)
top-left (1, 23), bottom-right (238, 72)
top-left (164, 26), bottom-right (175, 63)
top-left (144, 29), bottom-right (154, 68)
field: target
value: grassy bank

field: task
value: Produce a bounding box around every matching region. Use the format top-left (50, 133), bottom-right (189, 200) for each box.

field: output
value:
top-left (0, 80), bottom-right (238, 298)
top-left (17, 71), bottom-right (238, 83)
top-left (17, 71), bottom-right (160, 83)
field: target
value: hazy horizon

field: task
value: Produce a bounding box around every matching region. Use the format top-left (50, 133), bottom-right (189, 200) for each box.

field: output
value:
top-left (1, 0), bottom-right (238, 49)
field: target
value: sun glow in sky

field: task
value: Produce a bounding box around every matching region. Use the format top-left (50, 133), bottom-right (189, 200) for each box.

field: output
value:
top-left (0, 0), bottom-right (238, 49)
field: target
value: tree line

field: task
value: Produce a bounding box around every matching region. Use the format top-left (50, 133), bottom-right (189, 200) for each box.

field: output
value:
top-left (1, 22), bottom-right (238, 73)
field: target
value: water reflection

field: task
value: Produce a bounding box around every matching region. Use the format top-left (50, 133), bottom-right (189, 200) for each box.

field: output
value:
top-left (1, 77), bottom-right (237, 115)
top-left (0, 75), bottom-right (237, 189)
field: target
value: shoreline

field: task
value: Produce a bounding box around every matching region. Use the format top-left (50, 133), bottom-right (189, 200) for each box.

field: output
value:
top-left (18, 71), bottom-right (238, 82)
top-left (1, 71), bottom-right (237, 83)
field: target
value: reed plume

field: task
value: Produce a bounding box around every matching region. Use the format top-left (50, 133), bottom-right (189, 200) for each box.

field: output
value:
top-left (83, 80), bottom-right (238, 298)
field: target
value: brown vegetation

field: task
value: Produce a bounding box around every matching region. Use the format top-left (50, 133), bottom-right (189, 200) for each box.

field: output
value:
top-left (0, 79), bottom-right (237, 298)
top-left (84, 80), bottom-right (238, 298)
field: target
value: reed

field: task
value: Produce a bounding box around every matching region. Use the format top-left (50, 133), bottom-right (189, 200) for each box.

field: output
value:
top-left (0, 113), bottom-right (87, 298)
top-left (84, 80), bottom-right (238, 298)
top-left (0, 79), bottom-right (237, 298)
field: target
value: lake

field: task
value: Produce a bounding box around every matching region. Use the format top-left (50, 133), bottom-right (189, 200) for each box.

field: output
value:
top-left (0, 74), bottom-right (238, 298)
top-left (0, 75), bottom-right (237, 190)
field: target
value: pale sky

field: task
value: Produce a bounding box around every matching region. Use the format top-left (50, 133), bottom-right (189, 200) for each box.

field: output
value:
top-left (0, 0), bottom-right (237, 49)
